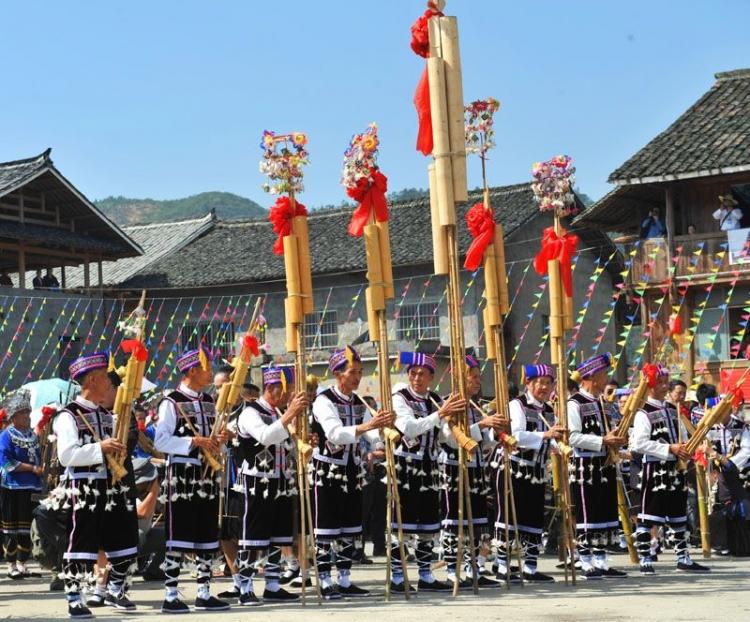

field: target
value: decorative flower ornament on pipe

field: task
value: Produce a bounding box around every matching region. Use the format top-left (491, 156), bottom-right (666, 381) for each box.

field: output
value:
top-left (342, 123), bottom-right (389, 237)
top-left (465, 97), bottom-right (501, 156)
top-left (531, 155), bottom-right (577, 217)
top-left (259, 130), bottom-right (309, 195)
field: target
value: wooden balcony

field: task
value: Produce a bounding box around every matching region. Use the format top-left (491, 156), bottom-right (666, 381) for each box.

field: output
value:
top-left (622, 231), bottom-right (750, 287)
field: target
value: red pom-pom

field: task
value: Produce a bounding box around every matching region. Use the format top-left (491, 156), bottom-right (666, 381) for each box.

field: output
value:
top-left (642, 362), bottom-right (659, 388)
top-left (121, 339), bottom-right (148, 362)
top-left (243, 335), bottom-right (260, 357)
top-left (137, 419), bottom-right (146, 432)
top-left (410, 2), bottom-right (442, 58)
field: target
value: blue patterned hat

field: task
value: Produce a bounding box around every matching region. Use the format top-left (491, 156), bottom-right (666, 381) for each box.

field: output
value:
top-left (399, 351), bottom-right (436, 373)
top-left (574, 353), bottom-right (612, 380)
top-left (176, 346), bottom-right (212, 374)
top-left (522, 364), bottom-right (555, 383)
top-left (69, 352), bottom-right (109, 381)
top-left (329, 345), bottom-right (360, 373)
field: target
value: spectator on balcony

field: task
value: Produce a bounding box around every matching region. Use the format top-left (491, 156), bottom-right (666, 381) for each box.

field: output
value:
top-left (42, 269), bottom-right (59, 290)
top-left (713, 195), bottom-right (743, 231)
top-left (0, 270), bottom-right (12, 287)
top-left (31, 269), bottom-right (44, 289)
top-left (639, 208), bottom-right (666, 239)
top-left (687, 224), bottom-right (697, 235)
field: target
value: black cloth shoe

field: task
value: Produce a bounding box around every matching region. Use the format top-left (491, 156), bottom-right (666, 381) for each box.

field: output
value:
top-left (279, 567), bottom-right (299, 585)
top-left (417, 578), bottom-right (452, 592)
top-left (477, 575), bottom-right (502, 587)
top-left (454, 577), bottom-right (474, 590)
top-left (337, 583), bottom-right (371, 597)
top-left (290, 575), bottom-right (312, 588)
top-left (639, 563), bottom-right (655, 575)
top-left (320, 585), bottom-right (342, 600)
top-left (582, 567), bottom-right (603, 580)
top-left (389, 581), bottom-right (416, 594)
top-left (50, 576), bottom-right (65, 592)
top-left (496, 570), bottom-right (521, 583)
top-left (68, 601), bottom-right (93, 619)
top-left (85, 593), bottom-right (106, 608)
top-left (217, 586), bottom-right (241, 599)
top-left (263, 587), bottom-right (300, 602)
top-left (522, 570), bottom-right (555, 583)
top-left (359, 554), bottom-right (374, 565)
top-left (676, 560), bottom-right (710, 573)
top-left (600, 567), bottom-right (628, 579)
top-left (105, 593), bottom-right (137, 611)
top-left (161, 598), bottom-right (190, 614)
top-left (239, 591), bottom-right (262, 606)
top-left (7, 568), bottom-right (23, 580)
top-left (195, 596), bottom-right (231, 611)
top-left (372, 546), bottom-right (386, 557)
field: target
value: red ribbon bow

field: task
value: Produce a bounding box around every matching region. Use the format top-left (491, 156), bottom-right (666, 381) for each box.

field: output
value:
top-left (411, 3), bottom-right (443, 155)
top-left (347, 170), bottom-right (389, 238)
top-left (243, 335), bottom-right (260, 358)
top-left (733, 388), bottom-right (744, 410)
top-left (693, 447), bottom-right (708, 469)
top-left (642, 362), bottom-right (659, 388)
top-left (34, 405), bottom-right (57, 435)
top-left (268, 196), bottom-right (308, 255)
top-left (121, 339), bottom-right (148, 362)
top-left (533, 227), bottom-right (579, 296)
top-left (463, 203), bottom-right (496, 271)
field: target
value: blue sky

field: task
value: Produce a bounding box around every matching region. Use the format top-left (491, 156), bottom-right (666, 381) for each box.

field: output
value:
top-left (1, 0), bottom-right (748, 208)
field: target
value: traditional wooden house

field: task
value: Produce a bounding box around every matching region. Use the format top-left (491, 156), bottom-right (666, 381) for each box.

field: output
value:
top-left (575, 68), bottom-right (750, 388)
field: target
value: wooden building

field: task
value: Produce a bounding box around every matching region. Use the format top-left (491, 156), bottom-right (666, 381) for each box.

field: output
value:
top-left (575, 68), bottom-right (750, 388)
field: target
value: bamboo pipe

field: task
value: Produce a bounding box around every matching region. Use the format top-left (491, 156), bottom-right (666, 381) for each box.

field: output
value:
top-left (428, 164), bottom-right (449, 275)
top-left (376, 220), bottom-right (395, 300)
top-left (291, 210), bottom-right (314, 314)
top-left (438, 16), bottom-right (468, 203)
top-left (493, 224), bottom-right (509, 315)
top-left (427, 22), bottom-right (455, 227)
top-left (695, 464), bottom-right (711, 559)
top-left (283, 236), bottom-right (304, 324)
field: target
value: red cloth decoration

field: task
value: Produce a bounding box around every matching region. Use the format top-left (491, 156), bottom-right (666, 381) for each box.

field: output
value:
top-left (693, 447), bottom-right (708, 469)
top-left (733, 388), bottom-right (744, 409)
top-left (463, 203), bottom-right (496, 270)
top-left (243, 335), bottom-right (260, 357)
top-left (669, 312), bottom-right (683, 336)
top-left (268, 196), bottom-right (308, 255)
top-left (137, 419), bottom-right (146, 433)
top-left (410, 3), bottom-right (442, 155)
top-left (642, 362), bottom-right (659, 388)
top-left (35, 405), bottom-right (56, 435)
top-left (533, 227), bottom-right (579, 296)
top-left (0, 408), bottom-right (7, 426)
top-left (121, 339), bottom-right (148, 362)
top-left (347, 170), bottom-right (389, 237)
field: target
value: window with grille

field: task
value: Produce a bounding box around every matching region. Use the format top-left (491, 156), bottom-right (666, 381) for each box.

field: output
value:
top-left (180, 321), bottom-right (236, 358)
top-left (305, 310), bottom-right (338, 349)
top-left (397, 301), bottom-right (440, 341)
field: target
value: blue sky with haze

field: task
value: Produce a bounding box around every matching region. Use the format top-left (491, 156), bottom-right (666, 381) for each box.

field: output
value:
top-left (1, 0), bottom-right (748, 208)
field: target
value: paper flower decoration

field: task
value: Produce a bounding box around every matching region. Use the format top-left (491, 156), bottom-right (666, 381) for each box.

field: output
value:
top-left (530, 155), bottom-right (577, 216)
top-left (259, 130), bottom-right (309, 195)
top-left (341, 123), bottom-right (389, 237)
top-left (465, 97), bottom-right (501, 156)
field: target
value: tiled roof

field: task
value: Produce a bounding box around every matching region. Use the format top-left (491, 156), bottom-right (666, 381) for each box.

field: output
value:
top-left (0, 150), bottom-right (51, 195)
top-left (65, 213), bottom-right (216, 288)
top-left (609, 69), bottom-right (750, 184)
top-left (0, 220), bottom-right (127, 254)
top-left (120, 183), bottom-right (544, 289)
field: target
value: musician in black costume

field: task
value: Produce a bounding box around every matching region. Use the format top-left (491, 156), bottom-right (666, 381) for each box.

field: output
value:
top-left (154, 346), bottom-right (230, 614)
top-left (494, 364), bottom-right (564, 583)
top-left (311, 346), bottom-right (393, 600)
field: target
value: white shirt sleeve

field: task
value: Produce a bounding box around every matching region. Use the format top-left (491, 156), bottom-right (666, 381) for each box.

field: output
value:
top-left (312, 394), bottom-right (357, 446)
top-left (154, 399), bottom-right (194, 456)
top-left (53, 411), bottom-right (104, 467)
top-left (393, 392), bottom-right (441, 439)
top-left (630, 411), bottom-right (671, 461)
top-left (237, 406), bottom-right (288, 447)
top-left (731, 426), bottom-right (750, 470)
top-left (713, 208), bottom-right (722, 221)
top-left (510, 399), bottom-right (544, 451)
top-left (567, 399), bottom-right (604, 452)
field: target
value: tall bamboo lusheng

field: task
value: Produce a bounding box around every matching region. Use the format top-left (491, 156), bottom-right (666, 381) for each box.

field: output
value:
top-left (111, 290), bottom-right (148, 484)
top-left (605, 370), bottom-right (650, 466)
top-left (463, 96), bottom-right (526, 586)
top-left (263, 129), bottom-right (320, 604)
top-left (420, 2), bottom-right (480, 596)
top-left (530, 155), bottom-right (579, 585)
top-left (341, 123), bottom-right (411, 601)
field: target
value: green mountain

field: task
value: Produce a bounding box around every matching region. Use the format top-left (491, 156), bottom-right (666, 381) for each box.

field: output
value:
top-left (95, 191), bottom-right (266, 226)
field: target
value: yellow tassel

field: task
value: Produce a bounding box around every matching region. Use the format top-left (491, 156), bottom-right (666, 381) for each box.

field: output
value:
top-left (345, 346), bottom-right (354, 367)
top-left (280, 368), bottom-right (288, 395)
top-left (108, 352), bottom-right (116, 372)
top-left (199, 348), bottom-right (210, 372)
top-left (520, 367), bottom-right (526, 385)
top-left (570, 370), bottom-right (582, 384)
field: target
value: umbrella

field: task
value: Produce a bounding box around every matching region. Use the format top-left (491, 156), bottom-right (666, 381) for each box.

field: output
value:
top-left (22, 377), bottom-right (80, 410)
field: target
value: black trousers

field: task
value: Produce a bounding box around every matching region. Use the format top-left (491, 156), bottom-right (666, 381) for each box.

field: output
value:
top-left (361, 480), bottom-right (386, 551)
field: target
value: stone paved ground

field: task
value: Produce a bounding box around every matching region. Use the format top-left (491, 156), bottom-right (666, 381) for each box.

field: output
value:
top-left (3, 550), bottom-right (747, 622)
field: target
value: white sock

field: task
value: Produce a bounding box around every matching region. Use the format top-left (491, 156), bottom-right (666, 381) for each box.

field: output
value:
top-left (337, 571), bottom-right (351, 588)
top-left (197, 583), bottom-right (210, 600)
top-left (232, 574), bottom-right (241, 589)
top-left (165, 586), bottom-right (179, 601)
